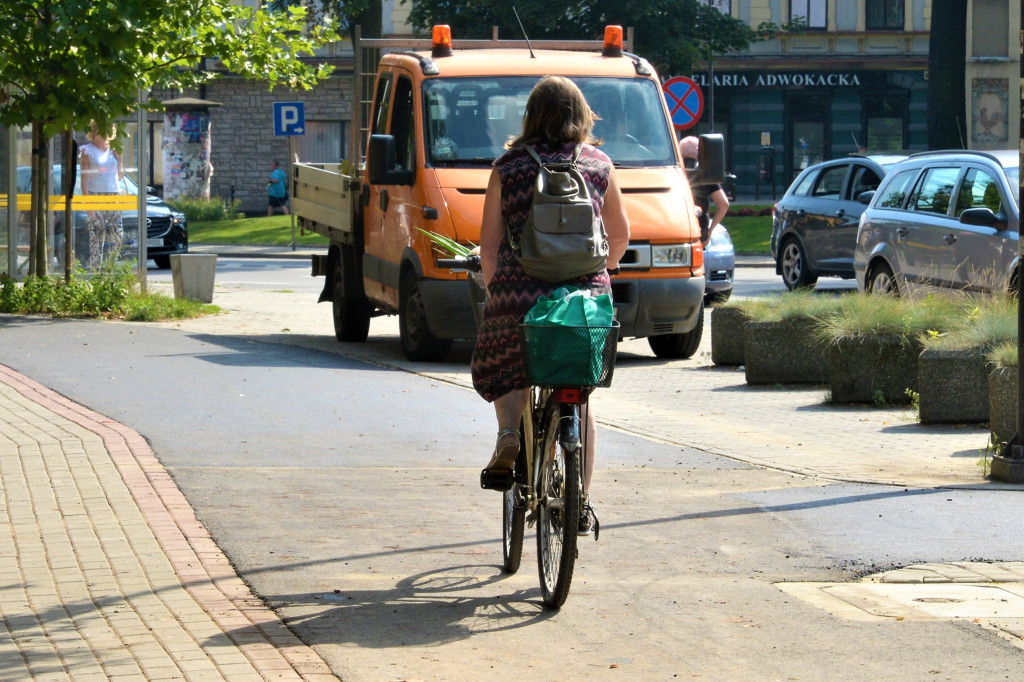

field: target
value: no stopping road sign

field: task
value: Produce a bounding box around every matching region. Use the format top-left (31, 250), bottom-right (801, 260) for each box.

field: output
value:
top-left (662, 76), bottom-right (704, 130)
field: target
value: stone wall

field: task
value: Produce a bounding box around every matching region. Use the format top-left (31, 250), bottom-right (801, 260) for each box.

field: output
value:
top-left (153, 70), bottom-right (351, 215)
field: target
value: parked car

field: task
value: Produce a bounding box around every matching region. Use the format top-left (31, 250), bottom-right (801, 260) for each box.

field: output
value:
top-left (770, 153), bottom-right (908, 290)
top-left (704, 224), bottom-right (734, 304)
top-left (15, 166), bottom-right (187, 269)
top-left (854, 149), bottom-right (1019, 296)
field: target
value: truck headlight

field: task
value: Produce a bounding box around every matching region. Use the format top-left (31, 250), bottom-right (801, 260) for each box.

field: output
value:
top-left (651, 243), bottom-right (691, 267)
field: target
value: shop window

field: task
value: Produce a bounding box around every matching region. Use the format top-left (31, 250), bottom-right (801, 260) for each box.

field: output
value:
top-left (790, 0), bottom-right (826, 29)
top-left (863, 95), bottom-right (906, 151)
top-left (971, 0), bottom-right (1008, 58)
top-left (294, 121), bottom-right (348, 163)
top-left (865, 0), bottom-right (904, 30)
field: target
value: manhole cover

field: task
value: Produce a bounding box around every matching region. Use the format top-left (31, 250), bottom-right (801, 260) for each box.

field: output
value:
top-left (914, 597), bottom-right (964, 604)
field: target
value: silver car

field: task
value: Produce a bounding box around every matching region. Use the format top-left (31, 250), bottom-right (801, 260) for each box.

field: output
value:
top-left (704, 224), bottom-right (734, 304)
top-left (854, 150), bottom-right (1020, 296)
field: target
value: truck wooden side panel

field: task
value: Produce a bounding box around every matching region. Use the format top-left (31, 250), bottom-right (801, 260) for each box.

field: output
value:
top-left (292, 163), bottom-right (357, 244)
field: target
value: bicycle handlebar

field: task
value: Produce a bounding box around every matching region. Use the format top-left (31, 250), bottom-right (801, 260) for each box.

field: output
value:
top-left (436, 254), bottom-right (482, 273)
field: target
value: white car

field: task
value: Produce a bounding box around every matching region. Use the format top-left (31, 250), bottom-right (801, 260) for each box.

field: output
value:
top-left (704, 225), bottom-right (734, 304)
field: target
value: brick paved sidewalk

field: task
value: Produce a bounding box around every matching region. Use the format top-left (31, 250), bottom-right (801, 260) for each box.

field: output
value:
top-left (0, 365), bottom-right (335, 681)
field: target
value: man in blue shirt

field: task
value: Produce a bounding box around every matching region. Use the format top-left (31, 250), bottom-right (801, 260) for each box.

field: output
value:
top-left (267, 160), bottom-right (289, 216)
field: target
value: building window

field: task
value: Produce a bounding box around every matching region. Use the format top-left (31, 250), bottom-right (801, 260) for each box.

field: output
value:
top-left (972, 0), bottom-right (1009, 58)
top-left (294, 121), bottom-right (348, 163)
top-left (790, 0), bottom-right (826, 29)
top-left (700, 0), bottom-right (731, 13)
top-left (865, 0), bottom-right (904, 30)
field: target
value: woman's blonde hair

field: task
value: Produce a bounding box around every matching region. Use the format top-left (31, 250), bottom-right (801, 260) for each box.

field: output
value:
top-left (508, 76), bottom-right (598, 148)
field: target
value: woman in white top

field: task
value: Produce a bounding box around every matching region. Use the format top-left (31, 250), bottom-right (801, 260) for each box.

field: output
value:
top-left (79, 122), bottom-right (124, 268)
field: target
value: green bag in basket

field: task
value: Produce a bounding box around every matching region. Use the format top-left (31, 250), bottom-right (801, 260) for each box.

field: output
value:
top-left (523, 287), bottom-right (615, 386)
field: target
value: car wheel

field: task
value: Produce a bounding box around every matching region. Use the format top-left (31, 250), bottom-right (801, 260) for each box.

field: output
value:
top-left (399, 269), bottom-right (452, 362)
top-left (153, 255), bottom-right (171, 269)
top-left (647, 302), bottom-right (704, 359)
top-left (779, 239), bottom-right (817, 290)
top-left (332, 249), bottom-right (372, 342)
top-left (867, 261), bottom-right (900, 297)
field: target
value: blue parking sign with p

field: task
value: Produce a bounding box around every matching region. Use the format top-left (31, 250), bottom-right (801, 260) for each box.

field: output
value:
top-left (273, 102), bottom-right (305, 136)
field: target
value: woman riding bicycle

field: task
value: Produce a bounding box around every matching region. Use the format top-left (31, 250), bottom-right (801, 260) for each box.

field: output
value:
top-left (470, 76), bottom-right (630, 520)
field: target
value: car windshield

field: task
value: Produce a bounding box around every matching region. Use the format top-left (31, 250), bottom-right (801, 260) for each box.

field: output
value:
top-left (422, 76), bottom-right (677, 168)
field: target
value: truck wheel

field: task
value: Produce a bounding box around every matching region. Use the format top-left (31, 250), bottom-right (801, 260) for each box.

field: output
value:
top-left (333, 255), bottom-right (371, 342)
top-left (647, 302), bottom-right (704, 359)
top-left (399, 270), bottom-right (452, 362)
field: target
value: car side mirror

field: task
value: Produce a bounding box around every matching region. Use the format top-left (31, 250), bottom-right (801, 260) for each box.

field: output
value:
top-left (857, 190), bottom-right (875, 205)
top-left (959, 206), bottom-right (1005, 228)
top-left (367, 134), bottom-right (414, 186)
top-left (689, 133), bottom-right (725, 185)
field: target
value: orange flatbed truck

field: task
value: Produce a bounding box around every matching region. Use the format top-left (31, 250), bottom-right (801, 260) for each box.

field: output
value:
top-left (293, 25), bottom-right (723, 361)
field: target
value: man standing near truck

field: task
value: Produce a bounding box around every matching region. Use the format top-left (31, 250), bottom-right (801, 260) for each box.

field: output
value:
top-left (267, 160), bottom-right (289, 217)
top-left (678, 135), bottom-right (729, 245)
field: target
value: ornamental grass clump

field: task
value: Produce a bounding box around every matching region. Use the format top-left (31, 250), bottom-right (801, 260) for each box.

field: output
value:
top-left (920, 295), bottom-right (1017, 351)
top-left (816, 293), bottom-right (966, 346)
top-left (988, 341), bottom-right (1017, 369)
top-left (725, 289), bottom-right (845, 324)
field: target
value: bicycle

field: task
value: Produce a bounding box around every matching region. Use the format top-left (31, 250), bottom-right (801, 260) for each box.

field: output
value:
top-left (438, 255), bottom-right (618, 608)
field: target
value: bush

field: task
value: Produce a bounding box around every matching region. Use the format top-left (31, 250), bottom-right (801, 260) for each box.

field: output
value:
top-left (816, 293), bottom-right (966, 345)
top-left (727, 289), bottom-right (844, 324)
top-left (0, 263), bottom-right (217, 320)
top-left (921, 295), bottom-right (1017, 351)
top-left (165, 196), bottom-right (241, 223)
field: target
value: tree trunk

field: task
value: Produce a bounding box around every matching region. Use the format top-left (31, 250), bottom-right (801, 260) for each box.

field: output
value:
top-left (927, 0), bottom-right (968, 149)
top-left (29, 122), bottom-right (50, 277)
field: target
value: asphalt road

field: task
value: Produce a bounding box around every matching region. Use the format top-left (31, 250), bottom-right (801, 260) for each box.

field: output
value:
top-left (0, 260), bottom-right (1021, 680)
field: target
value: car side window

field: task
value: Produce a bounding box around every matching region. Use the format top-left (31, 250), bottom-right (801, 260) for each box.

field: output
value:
top-left (909, 167), bottom-right (960, 216)
top-left (811, 165), bottom-right (847, 198)
top-left (954, 168), bottom-right (1003, 216)
top-left (791, 170), bottom-right (817, 197)
top-left (875, 169), bottom-right (917, 208)
top-left (849, 166), bottom-right (882, 200)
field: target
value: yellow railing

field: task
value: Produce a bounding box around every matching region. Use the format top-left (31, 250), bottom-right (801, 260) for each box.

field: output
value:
top-left (0, 194), bottom-right (138, 211)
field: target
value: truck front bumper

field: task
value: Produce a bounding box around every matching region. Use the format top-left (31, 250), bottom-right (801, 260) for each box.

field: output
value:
top-left (612, 275), bottom-right (705, 338)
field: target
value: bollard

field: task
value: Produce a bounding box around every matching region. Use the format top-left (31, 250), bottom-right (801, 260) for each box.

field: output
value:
top-left (170, 254), bottom-right (217, 303)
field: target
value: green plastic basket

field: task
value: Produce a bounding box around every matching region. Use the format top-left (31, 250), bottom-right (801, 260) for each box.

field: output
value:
top-left (520, 322), bottom-right (619, 388)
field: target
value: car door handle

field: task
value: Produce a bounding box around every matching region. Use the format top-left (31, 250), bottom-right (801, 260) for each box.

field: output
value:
top-left (796, 209), bottom-right (806, 217)
top-left (835, 209), bottom-right (846, 218)
top-left (943, 234), bottom-right (957, 245)
top-left (896, 227), bottom-right (908, 240)
top-left (380, 188), bottom-right (389, 212)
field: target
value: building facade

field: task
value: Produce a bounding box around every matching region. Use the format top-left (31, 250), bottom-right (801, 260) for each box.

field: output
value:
top-left (686, 0), bottom-right (1020, 199)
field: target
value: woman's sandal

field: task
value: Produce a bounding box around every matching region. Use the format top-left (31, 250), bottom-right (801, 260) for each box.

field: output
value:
top-left (480, 428), bottom-right (520, 491)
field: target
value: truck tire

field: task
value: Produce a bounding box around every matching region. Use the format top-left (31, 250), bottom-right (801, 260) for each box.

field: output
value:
top-left (647, 302), bottom-right (704, 359)
top-left (399, 269), bottom-right (452, 362)
top-left (333, 253), bottom-right (372, 342)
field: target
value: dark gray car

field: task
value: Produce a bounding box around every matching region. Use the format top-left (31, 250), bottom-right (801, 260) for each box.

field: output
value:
top-left (770, 154), bottom-right (907, 289)
top-left (854, 149), bottom-right (1020, 296)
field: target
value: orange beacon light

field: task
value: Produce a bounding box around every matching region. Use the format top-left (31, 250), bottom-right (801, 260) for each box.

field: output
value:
top-left (603, 25), bottom-right (623, 57)
top-left (432, 25), bottom-right (453, 58)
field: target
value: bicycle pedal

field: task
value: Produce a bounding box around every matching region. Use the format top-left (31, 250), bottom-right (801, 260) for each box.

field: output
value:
top-left (480, 468), bottom-right (514, 491)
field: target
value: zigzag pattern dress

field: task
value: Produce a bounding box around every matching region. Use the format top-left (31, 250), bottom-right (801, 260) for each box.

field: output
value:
top-left (471, 141), bottom-right (613, 402)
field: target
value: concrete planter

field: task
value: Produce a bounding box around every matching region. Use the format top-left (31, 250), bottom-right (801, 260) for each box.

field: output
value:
top-left (989, 367), bottom-right (1017, 445)
top-left (171, 254), bottom-right (217, 303)
top-left (828, 335), bottom-right (921, 404)
top-left (743, 319), bottom-right (830, 385)
top-left (917, 347), bottom-right (990, 424)
top-left (711, 306), bottom-right (749, 366)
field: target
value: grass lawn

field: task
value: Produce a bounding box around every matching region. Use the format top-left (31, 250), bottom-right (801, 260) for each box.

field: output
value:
top-left (190, 207), bottom-right (774, 255)
top-left (189, 215), bottom-right (329, 247)
top-left (721, 204), bottom-right (773, 255)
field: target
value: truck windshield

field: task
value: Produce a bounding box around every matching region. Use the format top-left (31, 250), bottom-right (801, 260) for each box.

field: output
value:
top-left (423, 76), bottom-right (677, 168)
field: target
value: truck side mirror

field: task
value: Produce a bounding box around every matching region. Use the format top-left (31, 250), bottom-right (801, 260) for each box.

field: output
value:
top-left (367, 134), bottom-right (414, 186)
top-left (692, 133), bottom-right (725, 185)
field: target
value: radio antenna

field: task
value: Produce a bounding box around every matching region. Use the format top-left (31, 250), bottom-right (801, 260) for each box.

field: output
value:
top-left (512, 6), bottom-right (536, 59)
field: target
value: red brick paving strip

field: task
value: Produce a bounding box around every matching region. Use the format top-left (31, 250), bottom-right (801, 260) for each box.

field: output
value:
top-left (0, 363), bottom-right (338, 681)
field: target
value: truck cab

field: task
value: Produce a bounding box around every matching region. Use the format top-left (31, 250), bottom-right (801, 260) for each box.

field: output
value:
top-left (297, 26), bottom-right (721, 361)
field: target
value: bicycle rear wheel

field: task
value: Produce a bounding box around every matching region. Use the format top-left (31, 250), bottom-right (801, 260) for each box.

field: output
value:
top-left (536, 403), bottom-right (581, 609)
top-left (502, 444), bottom-right (526, 573)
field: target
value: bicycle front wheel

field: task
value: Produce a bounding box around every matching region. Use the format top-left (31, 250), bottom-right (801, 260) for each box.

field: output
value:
top-left (536, 404), bottom-right (581, 609)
